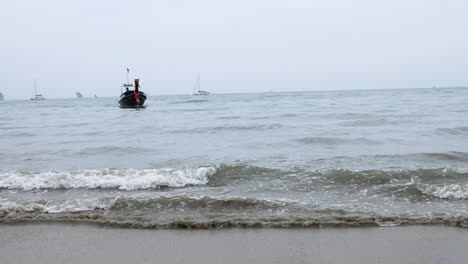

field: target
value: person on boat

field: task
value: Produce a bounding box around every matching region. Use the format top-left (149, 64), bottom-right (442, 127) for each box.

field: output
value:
top-left (126, 87), bottom-right (129, 92)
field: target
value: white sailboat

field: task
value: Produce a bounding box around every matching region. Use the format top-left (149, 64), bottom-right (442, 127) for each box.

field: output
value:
top-left (30, 80), bottom-right (45, 100)
top-left (193, 73), bottom-right (211, 95)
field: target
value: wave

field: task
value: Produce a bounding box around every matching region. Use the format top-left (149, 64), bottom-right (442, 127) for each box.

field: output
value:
top-left (2, 161), bottom-right (468, 203)
top-left (76, 146), bottom-right (150, 155)
top-left (338, 118), bottom-right (409, 127)
top-left (1, 196), bottom-right (467, 229)
top-left (203, 124), bottom-right (282, 131)
top-left (170, 107), bottom-right (229, 113)
top-left (170, 99), bottom-right (209, 104)
top-left (305, 152), bottom-right (468, 171)
top-left (3, 215), bottom-right (468, 229)
top-left (418, 152), bottom-right (468, 161)
top-left (2, 164), bottom-right (468, 194)
top-left (3, 132), bottom-right (36, 137)
top-left (209, 165), bottom-right (468, 200)
top-left (0, 165), bottom-right (275, 191)
top-left (108, 195), bottom-right (304, 212)
top-left (207, 164), bottom-right (281, 185)
top-left (0, 196), bottom-right (301, 215)
top-left (279, 113), bottom-right (297, 118)
top-left (0, 167), bottom-right (216, 190)
top-left (436, 127), bottom-right (468, 135)
top-left (171, 124), bottom-right (283, 133)
top-left (297, 137), bottom-right (379, 145)
top-left (321, 168), bottom-right (468, 186)
top-left (216, 116), bottom-right (241, 120)
top-left (312, 168), bottom-right (468, 200)
top-left (419, 184), bottom-right (468, 200)
top-left (57, 122), bottom-right (89, 128)
top-left (374, 182), bottom-right (468, 200)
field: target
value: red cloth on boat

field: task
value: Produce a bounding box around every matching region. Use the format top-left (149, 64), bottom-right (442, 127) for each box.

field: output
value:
top-left (134, 91), bottom-right (140, 103)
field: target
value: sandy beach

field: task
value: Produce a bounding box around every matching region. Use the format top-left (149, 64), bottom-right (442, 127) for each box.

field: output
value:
top-left (0, 224), bottom-right (466, 264)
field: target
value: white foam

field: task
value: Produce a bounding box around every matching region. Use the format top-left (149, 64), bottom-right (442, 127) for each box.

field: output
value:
top-left (0, 197), bottom-right (112, 214)
top-left (376, 221), bottom-right (402, 227)
top-left (44, 198), bottom-right (110, 213)
top-left (0, 198), bottom-right (47, 213)
top-left (0, 167), bottom-right (217, 191)
top-left (420, 184), bottom-right (468, 200)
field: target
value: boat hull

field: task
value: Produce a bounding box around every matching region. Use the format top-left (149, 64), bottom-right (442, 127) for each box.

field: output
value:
top-left (119, 91), bottom-right (147, 108)
top-left (193, 91), bottom-right (211, 95)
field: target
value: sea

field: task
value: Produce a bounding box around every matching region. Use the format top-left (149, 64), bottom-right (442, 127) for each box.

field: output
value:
top-left (1, 88), bottom-right (468, 229)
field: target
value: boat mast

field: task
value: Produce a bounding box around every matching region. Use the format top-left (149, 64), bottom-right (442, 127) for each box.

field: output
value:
top-left (35, 80), bottom-right (37, 96)
top-left (193, 73), bottom-right (199, 94)
top-left (197, 73), bottom-right (200, 93)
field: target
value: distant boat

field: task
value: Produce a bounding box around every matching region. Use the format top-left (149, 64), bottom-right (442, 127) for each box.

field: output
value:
top-left (30, 80), bottom-right (45, 100)
top-left (119, 68), bottom-right (147, 108)
top-left (0, 92), bottom-right (4, 101)
top-left (193, 73), bottom-right (211, 95)
top-left (76, 92), bottom-right (83, 99)
top-left (94, 94), bottom-right (98, 99)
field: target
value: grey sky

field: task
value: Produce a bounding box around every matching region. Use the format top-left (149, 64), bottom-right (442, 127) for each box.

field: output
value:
top-left (1, 0), bottom-right (467, 99)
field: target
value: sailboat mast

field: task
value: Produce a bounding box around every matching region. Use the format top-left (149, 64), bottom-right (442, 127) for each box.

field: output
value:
top-left (198, 73), bottom-right (200, 92)
top-left (35, 80), bottom-right (37, 96)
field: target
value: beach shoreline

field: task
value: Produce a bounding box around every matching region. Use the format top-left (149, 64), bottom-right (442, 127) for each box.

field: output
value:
top-left (1, 224), bottom-right (467, 264)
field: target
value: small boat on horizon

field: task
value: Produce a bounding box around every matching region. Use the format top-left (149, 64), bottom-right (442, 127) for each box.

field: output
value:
top-left (76, 92), bottom-right (83, 99)
top-left (193, 73), bottom-right (211, 95)
top-left (0, 92), bottom-right (4, 101)
top-left (30, 80), bottom-right (45, 100)
top-left (119, 69), bottom-right (147, 108)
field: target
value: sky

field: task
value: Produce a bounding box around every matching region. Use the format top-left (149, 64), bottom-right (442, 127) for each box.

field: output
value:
top-left (1, 0), bottom-right (468, 99)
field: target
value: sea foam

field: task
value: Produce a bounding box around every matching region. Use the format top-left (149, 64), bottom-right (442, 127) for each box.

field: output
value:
top-left (0, 167), bottom-right (216, 190)
top-left (420, 184), bottom-right (468, 200)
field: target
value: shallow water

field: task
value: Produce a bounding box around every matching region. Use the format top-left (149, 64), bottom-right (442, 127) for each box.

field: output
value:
top-left (1, 88), bottom-right (468, 228)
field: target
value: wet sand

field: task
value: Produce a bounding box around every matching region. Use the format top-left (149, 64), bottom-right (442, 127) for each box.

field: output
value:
top-left (0, 224), bottom-right (466, 264)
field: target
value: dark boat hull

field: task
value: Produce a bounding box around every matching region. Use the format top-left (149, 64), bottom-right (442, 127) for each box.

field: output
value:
top-left (119, 91), bottom-right (147, 108)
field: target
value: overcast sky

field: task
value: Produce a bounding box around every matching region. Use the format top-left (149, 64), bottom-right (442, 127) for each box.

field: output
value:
top-left (1, 0), bottom-right (467, 99)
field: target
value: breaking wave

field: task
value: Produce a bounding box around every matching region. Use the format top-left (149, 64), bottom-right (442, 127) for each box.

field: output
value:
top-left (0, 167), bottom-right (216, 190)
top-left (2, 164), bottom-right (468, 198)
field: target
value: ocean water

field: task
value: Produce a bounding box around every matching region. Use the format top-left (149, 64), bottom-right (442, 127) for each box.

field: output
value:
top-left (1, 88), bottom-right (468, 228)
